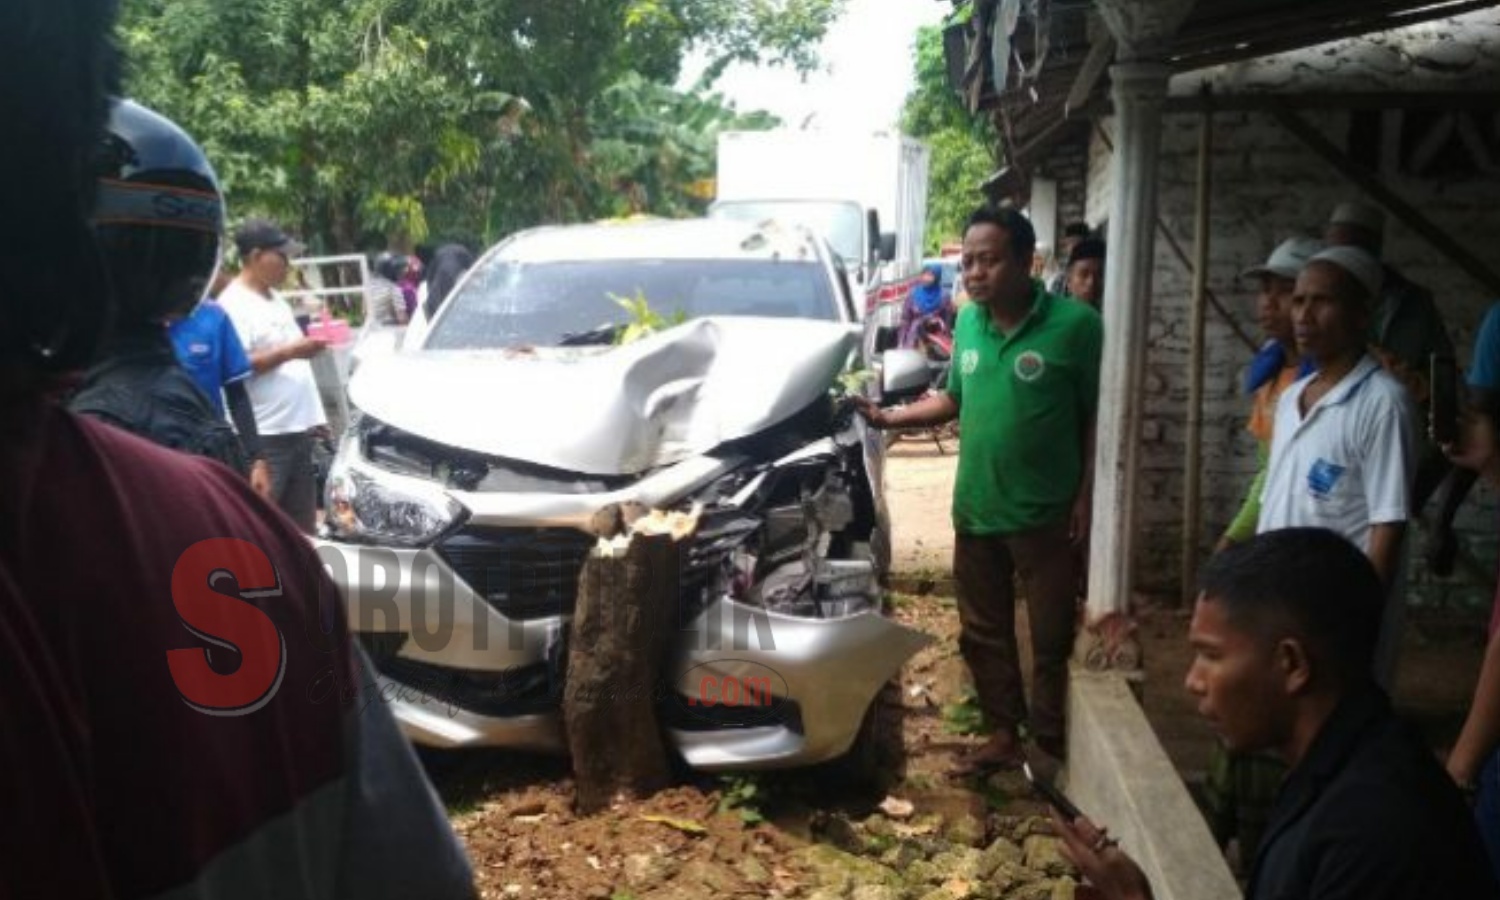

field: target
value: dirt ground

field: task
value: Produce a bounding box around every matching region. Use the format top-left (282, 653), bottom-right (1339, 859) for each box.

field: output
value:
top-left (436, 440), bottom-right (1487, 898)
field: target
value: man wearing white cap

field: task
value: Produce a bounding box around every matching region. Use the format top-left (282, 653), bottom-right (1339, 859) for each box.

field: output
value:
top-left (1259, 244), bottom-right (1416, 689)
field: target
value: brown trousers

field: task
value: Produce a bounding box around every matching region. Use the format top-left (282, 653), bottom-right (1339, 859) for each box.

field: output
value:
top-left (953, 526), bottom-right (1080, 745)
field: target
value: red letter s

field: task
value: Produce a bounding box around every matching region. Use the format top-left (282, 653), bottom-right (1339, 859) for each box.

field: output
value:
top-left (166, 538), bottom-right (287, 716)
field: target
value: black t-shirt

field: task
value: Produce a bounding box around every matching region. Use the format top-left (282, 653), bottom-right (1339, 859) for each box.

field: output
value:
top-left (1249, 685), bottom-right (1496, 900)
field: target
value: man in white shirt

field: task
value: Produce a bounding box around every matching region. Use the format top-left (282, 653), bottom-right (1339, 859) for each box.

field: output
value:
top-left (218, 219), bottom-right (328, 532)
top-left (1259, 244), bottom-right (1416, 688)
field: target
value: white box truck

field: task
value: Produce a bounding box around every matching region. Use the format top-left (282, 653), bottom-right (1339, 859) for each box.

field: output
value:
top-left (709, 129), bottom-right (930, 310)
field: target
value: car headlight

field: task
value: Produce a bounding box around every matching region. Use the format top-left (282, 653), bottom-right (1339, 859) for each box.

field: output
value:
top-left (324, 440), bottom-right (465, 546)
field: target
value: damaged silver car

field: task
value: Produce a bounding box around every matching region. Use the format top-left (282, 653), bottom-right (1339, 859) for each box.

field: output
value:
top-left (315, 218), bottom-right (932, 771)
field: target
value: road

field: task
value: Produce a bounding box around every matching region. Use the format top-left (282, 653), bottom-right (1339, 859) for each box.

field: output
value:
top-left (885, 438), bottom-right (958, 576)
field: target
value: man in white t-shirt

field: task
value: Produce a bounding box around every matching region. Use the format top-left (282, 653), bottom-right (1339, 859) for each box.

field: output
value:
top-left (218, 218), bottom-right (328, 532)
top-left (1259, 244), bottom-right (1416, 688)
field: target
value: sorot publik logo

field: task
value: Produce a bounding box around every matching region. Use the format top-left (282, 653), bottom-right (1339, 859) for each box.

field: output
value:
top-left (676, 660), bottom-right (787, 725)
top-left (166, 538), bottom-right (288, 716)
top-left (164, 539), bottom-right (795, 719)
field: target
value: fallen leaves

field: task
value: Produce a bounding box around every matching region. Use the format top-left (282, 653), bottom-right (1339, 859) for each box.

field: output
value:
top-left (639, 814), bottom-right (708, 835)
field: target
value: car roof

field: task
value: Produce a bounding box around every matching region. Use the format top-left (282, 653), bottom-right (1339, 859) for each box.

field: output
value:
top-left (495, 217), bottom-right (830, 264)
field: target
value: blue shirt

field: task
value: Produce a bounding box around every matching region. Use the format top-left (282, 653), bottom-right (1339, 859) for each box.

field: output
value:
top-left (168, 300), bottom-right (252, 417)
top-left (1468, 303), bottom-right (1500, 390)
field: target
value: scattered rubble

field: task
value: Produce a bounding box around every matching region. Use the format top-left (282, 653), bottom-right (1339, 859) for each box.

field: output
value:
top-left (446, 589), bottom-right (1080, 900)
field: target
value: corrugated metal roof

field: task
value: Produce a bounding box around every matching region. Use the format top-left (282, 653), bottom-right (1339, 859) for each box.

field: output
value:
top-left (951, 0), bottom-right (1500, 167)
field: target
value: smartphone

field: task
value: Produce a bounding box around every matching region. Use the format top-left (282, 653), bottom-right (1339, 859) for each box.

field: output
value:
top-left (1023, 761), bottom-right (1084, 821)
top-left (1429, 354), bottom-right (1460, 445)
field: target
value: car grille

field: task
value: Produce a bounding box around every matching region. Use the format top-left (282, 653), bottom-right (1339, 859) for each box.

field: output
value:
top-left (439, 513), bottom-right (761, 622)
top-left (436, 526), bottom-right (597, 620)
top-left (378, 656), bottom-right (558, 718)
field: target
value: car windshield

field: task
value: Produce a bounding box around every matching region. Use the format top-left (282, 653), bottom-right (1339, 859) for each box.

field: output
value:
top-left (710, 200), bottom-right (865, 265)
top-left (424, 257), bottom-right (840, 350)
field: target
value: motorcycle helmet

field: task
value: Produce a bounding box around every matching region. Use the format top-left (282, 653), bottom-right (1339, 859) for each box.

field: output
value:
top-left (91, 98), bottom-right (224, 323)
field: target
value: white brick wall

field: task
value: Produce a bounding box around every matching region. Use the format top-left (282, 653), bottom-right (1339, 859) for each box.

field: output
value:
top-left (1089, 105), bottom-right (1500, 596)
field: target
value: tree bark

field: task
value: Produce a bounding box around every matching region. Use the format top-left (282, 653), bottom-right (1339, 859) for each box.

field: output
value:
top-left (564, 529), bottom-right (682, 814)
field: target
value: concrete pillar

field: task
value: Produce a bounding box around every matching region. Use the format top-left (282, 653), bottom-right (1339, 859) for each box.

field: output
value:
top-left (1084, 61), bottom-right (1170, 619)
top-left (1081, 0), bottom-right (1195, 667)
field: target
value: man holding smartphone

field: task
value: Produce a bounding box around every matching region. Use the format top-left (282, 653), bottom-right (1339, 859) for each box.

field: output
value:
top-left (218, 219), bottom-right (329, 532)
top-left (1050, 530), bottom-right (1494, 899)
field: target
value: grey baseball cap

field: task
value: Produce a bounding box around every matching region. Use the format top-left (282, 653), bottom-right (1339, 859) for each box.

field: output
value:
top-left (1241, 236), bottom-right (1324, 281)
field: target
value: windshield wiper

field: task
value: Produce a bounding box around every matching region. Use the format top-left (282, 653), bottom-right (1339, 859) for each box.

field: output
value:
top-left (557, 323), bottom-right (621, 347)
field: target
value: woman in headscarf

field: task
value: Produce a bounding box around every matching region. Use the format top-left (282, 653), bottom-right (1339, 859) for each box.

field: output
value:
top-left (900, 262), bottom-right (950, 349)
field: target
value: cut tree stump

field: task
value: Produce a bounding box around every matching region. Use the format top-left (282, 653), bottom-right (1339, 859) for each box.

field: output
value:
top-left (564, 509), bottom-right (695, 814)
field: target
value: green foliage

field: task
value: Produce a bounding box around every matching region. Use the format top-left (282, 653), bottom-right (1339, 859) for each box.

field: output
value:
top-left (834, 365), bottom-right (875, 397)
top-left (900, 23), bottom-right (997, 253)
top-left (941, 685), bottom-right (987, 736)
top-left (591, 72), bottom-right (782, 219)
top-left (118, 0), bottom-right (840, 251)
top-left (977, 779), bottom-right (1011, 812)
top-left (716, 774), bottom-right (768, 826)
top-left (611, 289), bottom-right (688, 345)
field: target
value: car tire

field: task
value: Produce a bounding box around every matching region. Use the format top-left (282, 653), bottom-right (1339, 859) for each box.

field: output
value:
top-left (818, 679), bottom-right (902, 794)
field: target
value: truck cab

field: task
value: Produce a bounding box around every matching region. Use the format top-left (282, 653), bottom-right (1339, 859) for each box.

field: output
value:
top-left (707, 197), bottom-right (891, 291)
top-left (708, 130), bottom-right (930, 317)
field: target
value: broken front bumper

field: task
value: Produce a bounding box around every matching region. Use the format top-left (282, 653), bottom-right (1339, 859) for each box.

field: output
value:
top-left (312, 537), bottom-right (930, 769)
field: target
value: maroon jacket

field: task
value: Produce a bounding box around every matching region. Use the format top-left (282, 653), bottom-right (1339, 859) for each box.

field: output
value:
top-left (0, 401), bottom-right (474, 899)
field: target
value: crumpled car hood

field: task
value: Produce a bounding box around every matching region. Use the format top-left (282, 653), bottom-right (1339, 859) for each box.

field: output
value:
top-left (349, 316), bottom-right (860, 476)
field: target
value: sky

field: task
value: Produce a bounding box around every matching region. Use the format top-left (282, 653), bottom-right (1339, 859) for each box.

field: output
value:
top-left (682, 0), bottom-right (952, 134)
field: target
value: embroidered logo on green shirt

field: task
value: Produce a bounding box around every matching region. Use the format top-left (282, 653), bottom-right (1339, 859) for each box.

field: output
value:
top-left (960, 348), bottom-right (979, 376)
top-left (1014, 350), bottom-right (1046, 382)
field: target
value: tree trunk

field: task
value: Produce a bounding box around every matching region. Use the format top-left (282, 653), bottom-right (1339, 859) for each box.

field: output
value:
top-left (564, 528), bottom-right (683, 814)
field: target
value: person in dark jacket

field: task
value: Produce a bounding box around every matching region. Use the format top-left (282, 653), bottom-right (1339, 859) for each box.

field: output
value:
top-left (422, 242), bottom-right (477, 319)
top-left (68, 99), bottom-right (262, 481)
top-left (1051, 528), bottom-right (1496, 900)
top-left (0, 4), bottom-right (477, 896)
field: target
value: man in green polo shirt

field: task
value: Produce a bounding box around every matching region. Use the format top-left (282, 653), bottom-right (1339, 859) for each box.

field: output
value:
top-left (857, 205), bottom-right (1102, 773)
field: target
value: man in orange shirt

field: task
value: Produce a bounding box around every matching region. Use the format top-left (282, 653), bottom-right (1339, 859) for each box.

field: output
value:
top-left (1217, 237), bottom-right (1323, 551)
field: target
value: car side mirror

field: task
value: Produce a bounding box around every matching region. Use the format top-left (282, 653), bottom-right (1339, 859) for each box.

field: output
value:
top-left (878, 232), bottom-right (897, 262)
top-left (881, 348), bottom-right (930, 404)
top-left (873, 324), bottom-right (900, 354)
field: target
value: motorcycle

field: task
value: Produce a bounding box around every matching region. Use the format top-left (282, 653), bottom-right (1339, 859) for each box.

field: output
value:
top-left (885, 312), bottom-right (959, 452)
